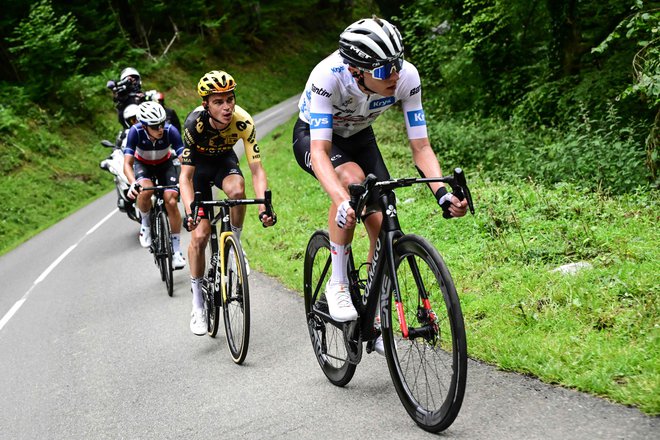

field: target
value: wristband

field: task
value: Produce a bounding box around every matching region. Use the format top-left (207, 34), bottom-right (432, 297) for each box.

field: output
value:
top-left (434, 186), bottom-right (448, 203)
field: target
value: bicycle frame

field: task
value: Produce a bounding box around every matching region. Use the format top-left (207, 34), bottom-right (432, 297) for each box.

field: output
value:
top-left (191, 191), bottom-right (275, 302)
top-left (329, 169), bottom-right (474, 347)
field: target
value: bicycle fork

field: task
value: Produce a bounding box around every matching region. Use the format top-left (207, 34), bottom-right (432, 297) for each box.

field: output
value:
top-left (387, 245), bottom-right (439, 343)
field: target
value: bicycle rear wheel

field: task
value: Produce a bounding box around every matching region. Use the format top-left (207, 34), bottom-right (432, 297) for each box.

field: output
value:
top-left (381, 234), bottom-right (467, 433)
top-left (159, 211), bottom-right (174, 297)
top-left (303, 230), bottom-right (357, 386)
top-left (222, 234), bottom-right (250, 364)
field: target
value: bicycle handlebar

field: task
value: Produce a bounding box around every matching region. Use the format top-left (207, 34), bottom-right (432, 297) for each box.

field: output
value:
top-left (348, 168), bottom-right (475, 222)
top-left (140, 184), bottom-right (179, 193)
top-left (190, 189), bottom-right (277, 228)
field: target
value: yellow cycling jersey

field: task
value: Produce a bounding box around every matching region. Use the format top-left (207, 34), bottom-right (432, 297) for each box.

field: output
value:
top-left (181, 104), bottom-right (261, 166)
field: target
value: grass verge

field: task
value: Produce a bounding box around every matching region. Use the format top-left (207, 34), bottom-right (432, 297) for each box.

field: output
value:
top-left (240, 111), bottom-right (660, 416)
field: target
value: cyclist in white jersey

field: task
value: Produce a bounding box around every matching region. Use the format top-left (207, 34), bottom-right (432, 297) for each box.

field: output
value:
top-left (293, 16), bottom-right (468, 332)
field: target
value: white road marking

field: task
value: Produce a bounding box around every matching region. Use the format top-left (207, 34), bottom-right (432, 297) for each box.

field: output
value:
top-left (0, 209), bottom-right (118, 332)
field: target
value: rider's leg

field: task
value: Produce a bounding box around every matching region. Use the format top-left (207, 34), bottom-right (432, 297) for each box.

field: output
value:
top-left (222, 174), bottom-right (247, 241)
top-left (164, 190), bottom-right (183, 253)
top-left (189, 219), bottom-right (211, 308)
top-left (136, 178), bottom-right (154, 225)
top-left (327, 162), bottom-right (365, 283)
top-left (363, 212), bottom-right (383, 263)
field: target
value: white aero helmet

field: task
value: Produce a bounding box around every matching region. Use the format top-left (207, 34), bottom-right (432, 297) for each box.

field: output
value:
top-left (339, 17), bottom-right (404, 70)
top-left (137, 101), bottom-right (166, 126)
top-left (123, 104), bottom-right (139, 122)
top-left (120, 67), bottom-right (140, 81)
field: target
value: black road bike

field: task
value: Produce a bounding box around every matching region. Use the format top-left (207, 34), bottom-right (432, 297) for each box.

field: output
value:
top-left (303, 168), bottom-right (474, 433)
top-left (191, 190), bottom-right (276, 364)
top-left (141, 184), bottom-right (179, 297)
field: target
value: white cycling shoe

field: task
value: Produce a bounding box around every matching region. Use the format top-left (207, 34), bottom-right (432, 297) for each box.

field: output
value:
top-left (324, 281), bottom-right (358, 322)
top-left (190, 309), bottom-right (207, 336)
top-left (139, 226), bottom-right (151, 248)
top-left (373, 335), bottom-right (384, 356)
top-left (172, 251), bottom-right (186, 269)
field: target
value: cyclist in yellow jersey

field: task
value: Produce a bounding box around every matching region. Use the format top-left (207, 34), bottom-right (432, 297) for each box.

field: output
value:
top-left (180, 70), bottom-right (276, 336)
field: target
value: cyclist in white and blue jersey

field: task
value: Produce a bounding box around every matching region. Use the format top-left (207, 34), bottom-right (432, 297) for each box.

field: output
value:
top-left (124, 101), bottom-right (186, 269)
top-left (293, 16), bottom-right (468, 330)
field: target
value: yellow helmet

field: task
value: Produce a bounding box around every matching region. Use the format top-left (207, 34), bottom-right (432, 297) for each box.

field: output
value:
top-left (197, 70), bottom-right (237, 97)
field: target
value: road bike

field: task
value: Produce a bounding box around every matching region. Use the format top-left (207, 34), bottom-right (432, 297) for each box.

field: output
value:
top-left (303, 168), bottom-right (474, 433)
top-left (141, 184), bottom-right (180, 297)
top-left (190, 190), bottom-right (276, 364)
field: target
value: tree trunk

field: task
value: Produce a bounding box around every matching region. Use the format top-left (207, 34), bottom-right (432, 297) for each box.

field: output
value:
top-left (548, 0), bottom-right (582, 78)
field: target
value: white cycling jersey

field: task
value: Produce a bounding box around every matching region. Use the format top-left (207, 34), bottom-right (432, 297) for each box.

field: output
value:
top-left (298, 50), bottom-right (428, 141)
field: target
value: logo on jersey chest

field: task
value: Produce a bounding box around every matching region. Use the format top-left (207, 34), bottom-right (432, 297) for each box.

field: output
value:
top-left (369, 96), bottom-right (395, 109)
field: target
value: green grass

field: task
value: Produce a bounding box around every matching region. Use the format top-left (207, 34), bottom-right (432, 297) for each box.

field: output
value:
top-left (239, 111), bottom-right (660, 416)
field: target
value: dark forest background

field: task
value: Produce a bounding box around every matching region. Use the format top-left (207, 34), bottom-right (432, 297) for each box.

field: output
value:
top-left (1, 0), bottom-right (658, 191)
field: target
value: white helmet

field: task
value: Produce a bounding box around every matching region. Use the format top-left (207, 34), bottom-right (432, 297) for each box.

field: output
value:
top-left (123, 104), bottom-right (139, 124)
top-left (137, 101), bottom-right (167, 125)
top-left (120, 67), bottom-right (140, 81)
top-left (339, 17), bottom-right (404, 69)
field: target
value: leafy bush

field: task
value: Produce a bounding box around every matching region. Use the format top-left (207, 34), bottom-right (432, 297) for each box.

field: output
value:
top-left (425, 104), bottom-right (649, 192)
top-left (7, 0), bottom-right (84, 99)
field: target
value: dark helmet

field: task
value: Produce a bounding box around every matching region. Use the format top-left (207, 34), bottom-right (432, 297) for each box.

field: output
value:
top-left (339, 17), bottom-right (404, 69)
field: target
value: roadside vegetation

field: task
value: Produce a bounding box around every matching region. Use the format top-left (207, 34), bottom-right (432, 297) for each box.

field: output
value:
top-left (1, 0), bottom-right (657, 415)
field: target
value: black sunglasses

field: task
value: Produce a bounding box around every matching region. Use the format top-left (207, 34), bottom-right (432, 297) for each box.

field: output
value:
top-left (147, 123), bottom-right (165, 130)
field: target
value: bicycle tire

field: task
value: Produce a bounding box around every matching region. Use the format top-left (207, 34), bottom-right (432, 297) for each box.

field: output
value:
top-left (151, 211), bottom-right (165, 282)
top-left (381, 234), bottom-right (467, 433)
top-left (206, 252), bottom-right (221, 338)
top-left (159, 211), bottom-right (174, 297)
top-left (303, 230), bottom-right (357, 386)
top-left (222, 234), bottom-right (250, 364)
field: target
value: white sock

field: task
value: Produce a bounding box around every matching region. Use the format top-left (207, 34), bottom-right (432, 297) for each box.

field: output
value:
top-left (171, 233), bottom-right (181, 253)
top-left (140, 209), bottom-right (151, 228)
top-left (330, 241), bottom-right (351, 284)
top-left (190, 277), bottom-right (205, 310)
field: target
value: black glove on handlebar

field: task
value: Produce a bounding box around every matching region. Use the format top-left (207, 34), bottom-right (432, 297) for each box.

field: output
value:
top-left (435, 187), bottom-right (453, 219)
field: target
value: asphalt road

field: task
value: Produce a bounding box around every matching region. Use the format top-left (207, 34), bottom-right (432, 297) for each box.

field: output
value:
top-left (0, 97), bottom-right (657, 439)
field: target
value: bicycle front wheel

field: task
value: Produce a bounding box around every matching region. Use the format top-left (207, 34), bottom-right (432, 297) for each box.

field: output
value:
top-left (206, 253), bottom-right (221, 338)
top-left (222, 234), bottom-right (250, 364)
top-left (381, 234), bottom-right (467, 433)
top-left (159, 211), bottom-right (174, 297)
top-left (303, 230), bottom-right (357, 386)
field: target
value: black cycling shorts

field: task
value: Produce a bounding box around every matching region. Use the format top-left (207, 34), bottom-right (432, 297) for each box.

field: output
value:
top-left (192, 151), bottom-right (244, 219)
top-left (292, 118), bottom-right (391, 181)
top-left (133, 157), bottom-right (179, 192)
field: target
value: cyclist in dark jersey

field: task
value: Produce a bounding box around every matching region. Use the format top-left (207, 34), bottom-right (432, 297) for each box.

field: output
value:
top-left (124, 101), bottom-right (186, 269)
top-left (180, 70), bottom-right (276, 336)
top-left (292, 17), bottom-right (468, 334)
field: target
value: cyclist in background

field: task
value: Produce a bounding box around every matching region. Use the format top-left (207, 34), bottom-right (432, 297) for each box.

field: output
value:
top-left (123, 101), bottom-right (186, 269)
top-left (292, 17), bottom-right (468, 328)
top-left (106, 67), bottom-right (145, 129)
top-left (179, 70), bottom-right (276, 336)
top-left (145, 89), bottom-right (182, 132)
